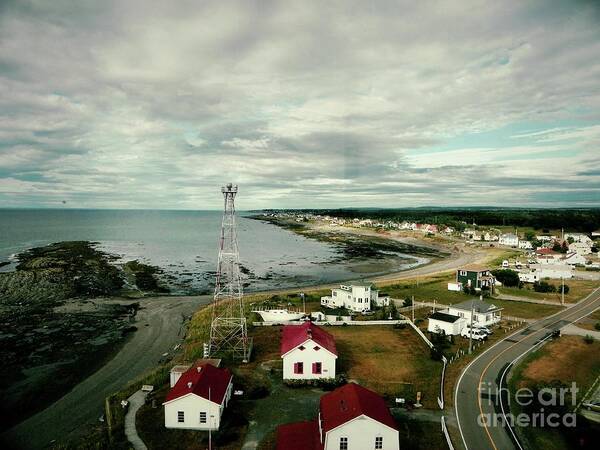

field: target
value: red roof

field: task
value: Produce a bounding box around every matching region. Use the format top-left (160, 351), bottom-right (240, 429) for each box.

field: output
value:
top-left (319, 383), bottom-right (397, 432)
top-left (164, 363), bottom-right (232, 404)
top-left (276, 420), bottom-right (323, 450)
top-left (280, 322), bottom-right (338, 357)
top-left (536, 247), bottom-right (557, 255)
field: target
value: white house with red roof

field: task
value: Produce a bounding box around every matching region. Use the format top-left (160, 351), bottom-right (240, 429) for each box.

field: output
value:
top-left (281, 322), bottom-right (337, 380)
top-left (276, 383), bottom-right (399, 450)
top-left (162, 362), bottom-right (233, 431)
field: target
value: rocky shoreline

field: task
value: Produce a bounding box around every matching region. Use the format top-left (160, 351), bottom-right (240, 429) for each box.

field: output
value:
top-left (0, 241), bottom-right (168, 430)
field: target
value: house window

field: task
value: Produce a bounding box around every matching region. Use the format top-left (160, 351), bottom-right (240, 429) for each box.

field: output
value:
top-left (312, 362), bottom-right (322, 374)
top-left (375, 436), bottom-right (383, 449)
top-left (177, 411), bottom-right (185, 423)
top-left (199, 412), bottom-right (207, 424)
top-left (339, 437), bottom-right (348, 450)
top-left (459, 270), bottom-right (467, 276)
top-left (299, 345), bottom-right (306, 351)
top-left (313, 346), bottom-right (320, 351)
top-left (294, 362), bottom-right (304, 374)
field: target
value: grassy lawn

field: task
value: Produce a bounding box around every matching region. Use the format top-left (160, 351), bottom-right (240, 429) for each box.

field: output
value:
top-left (326, 325), bottom-right (442, 409)
top-left (509, 336), bottom-right (600, 450)
top-left (498, 279), bottom-right (598, 304)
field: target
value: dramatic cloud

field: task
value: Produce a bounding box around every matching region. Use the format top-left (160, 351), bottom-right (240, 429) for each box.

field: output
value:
top-left (1, 0), bottom-right (599, 209)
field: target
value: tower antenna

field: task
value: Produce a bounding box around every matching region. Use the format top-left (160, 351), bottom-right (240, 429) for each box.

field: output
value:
top-left (207, 183), bottom-right (251, 362)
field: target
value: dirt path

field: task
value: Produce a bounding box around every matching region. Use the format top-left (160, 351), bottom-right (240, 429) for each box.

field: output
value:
top-left (2, 295), bottom-right (211, 449)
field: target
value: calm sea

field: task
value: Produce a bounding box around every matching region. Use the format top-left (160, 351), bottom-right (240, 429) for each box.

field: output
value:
top-left (0, 209), bottom-right (421, 294)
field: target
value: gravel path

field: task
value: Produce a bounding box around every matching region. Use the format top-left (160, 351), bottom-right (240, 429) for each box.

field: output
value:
top-left (125, 390), bottom-right (149, 450)
top-left (2, 295), bottom-right (210, 449)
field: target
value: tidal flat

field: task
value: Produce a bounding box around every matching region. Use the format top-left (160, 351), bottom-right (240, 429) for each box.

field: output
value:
top-left (0, 241), bottom-right (165, 430)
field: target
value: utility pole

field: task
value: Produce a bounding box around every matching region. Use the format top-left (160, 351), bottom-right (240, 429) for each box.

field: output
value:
top-left (300, 292), bottom-right (305, 314)
top-left (412, 295), bottom-right (415, 323)
top-left (561, 277), bottom-right (565, 305)
top-left (468, 298), bottom-right (476, 354)
top-left (208, 387), bottom-right (212, 450)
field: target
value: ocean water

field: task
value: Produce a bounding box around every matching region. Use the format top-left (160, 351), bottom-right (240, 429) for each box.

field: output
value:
top-left (0, 209), bottom-right (423, 294)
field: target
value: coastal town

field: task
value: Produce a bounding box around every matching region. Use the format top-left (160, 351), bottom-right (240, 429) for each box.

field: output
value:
top-left (2, 2), bottom-right (600, 449)
top-left (101, 205), bottom-right (600, 450)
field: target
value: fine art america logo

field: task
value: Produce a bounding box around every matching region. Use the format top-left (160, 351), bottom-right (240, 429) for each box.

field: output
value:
top-left (478, 382), bottom-right (579, 428)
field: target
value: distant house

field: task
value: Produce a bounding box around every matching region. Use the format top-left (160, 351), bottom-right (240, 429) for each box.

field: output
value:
top-left (276, 383), bottom-right (399, 450)
top-left (535, 248), bottom-right (564, 265)
top-left (499, 233), bottom-right (519, 247)
top-left (518, 240), bottom-right (533, 250)
top-left (281, 322), bottom-right (338, 380)
top-left (447, 299), bottom-right (502, 327)
top-left (568, 241), bottom-right (592, 255)
top-left (455, 265), bottom-right (496, 293)
top-left (163, 362), bottom-right (233, 431)
top-left (519, 264), bottom-right (573, 282)
top-left (592, 230), bottom-right (600, 239)
top-left (564, 252), bottom-right (587, 266)
top-left (428, 311), bottom-right (464, 336)
top-left (321, 283), bottom-right (385, 312)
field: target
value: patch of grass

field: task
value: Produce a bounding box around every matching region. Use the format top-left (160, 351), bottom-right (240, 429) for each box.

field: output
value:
top-left (498, 279), bottom-right (598, 304)
top-left (326, 326), bottom-right (442, 409)
top-left (394, 415), bottom-right (447, 450)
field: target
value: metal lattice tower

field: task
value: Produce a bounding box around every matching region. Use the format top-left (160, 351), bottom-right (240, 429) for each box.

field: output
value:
top-left (207, 183), bottom-right (251, 361)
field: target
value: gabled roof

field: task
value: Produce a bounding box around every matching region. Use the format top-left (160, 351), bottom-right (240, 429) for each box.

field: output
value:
top-left (450, 299), bottom-right (502, 314)
top-left (430, 312), bottom-right (461, 323)
top-left (164, 362), bottom-right (232, 405)
top-left (276, 420), bottom-right (323, 450)
top-left (281, 322), bottom-right (338, 357)
top-left (458, 264), bottom-right (491, 273)
top-left (536, 247), bottom-right (558, 255)
top-left (319, 383), bottom-right (397, 433)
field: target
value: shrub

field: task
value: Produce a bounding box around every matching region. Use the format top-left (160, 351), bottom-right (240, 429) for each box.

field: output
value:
top-left (594, 322), bottom-right (600, 331)
top-left (492, 269), bottom-right (520, 287)
top-left (584, 335), bottom-right (595, 344)
top-left (533, 280), bottom-right (556, 293)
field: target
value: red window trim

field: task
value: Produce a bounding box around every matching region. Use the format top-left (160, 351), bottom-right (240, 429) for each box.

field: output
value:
top-left (312, 362), bottom-right (322, 374)
top-left (294, 362), bottom-right (304, 374)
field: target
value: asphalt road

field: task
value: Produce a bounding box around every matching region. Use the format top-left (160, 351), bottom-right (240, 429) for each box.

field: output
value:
top-left (1, 295), bottom-right (211, 450)
top-left (455, 287), bottom-right (600, 450)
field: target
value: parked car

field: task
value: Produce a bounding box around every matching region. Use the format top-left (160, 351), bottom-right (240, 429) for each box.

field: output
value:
top-left (583, 401), bottom-right (600, 412)
top-left (461, 328), bottom-right (488, 341)
top-left (465, 324), bottom-right (492, 335)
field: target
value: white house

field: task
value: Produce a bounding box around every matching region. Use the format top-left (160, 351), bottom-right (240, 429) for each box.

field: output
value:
top-left (428, 311), bottom-right (465, 336)
top-left (447, 299), bottom-right (502, 327)
top-left (564, 252), bottom-right (587, 266)
top-left (569, 241), bottom-right (592, 255)
top-left (321, 283), bottom-right (384, 312)
top-left (565, 233), bottom-right (593, 245)
top-left (499, 233), bottom-right (519, 247)
top-left (518, 240), bottom-right (533, 250)
top-left (281, 322), bottom-right (338, 380)
top-left (276, 383), bottom-right (399, 450)
top-left (522, 264), bottom-right (573, 281)
top-left (163, 362), bottom-right (233, 431)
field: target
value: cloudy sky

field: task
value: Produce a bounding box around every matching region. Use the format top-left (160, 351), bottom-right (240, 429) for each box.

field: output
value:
top-left (1, 0), bottom-right (599, 210)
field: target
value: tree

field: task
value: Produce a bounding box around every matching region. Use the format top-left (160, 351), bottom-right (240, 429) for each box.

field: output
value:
top-left (567, 236), bottom-right (575, 244)
top-left (534, 280), bottom-right (556, 293)
top-left (524, 230), bottom-right (536, 242)
top-left (492, 269), bottom-right (520, 287)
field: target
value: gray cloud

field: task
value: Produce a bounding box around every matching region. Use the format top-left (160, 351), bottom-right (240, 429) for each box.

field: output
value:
top-left (0, 0), bottom-right (599, 209)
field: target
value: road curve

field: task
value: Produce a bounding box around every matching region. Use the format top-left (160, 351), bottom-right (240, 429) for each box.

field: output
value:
top-left (455, 287), bottom-right (600, 450)
top-left (2, 295), bottom-right (211, 450)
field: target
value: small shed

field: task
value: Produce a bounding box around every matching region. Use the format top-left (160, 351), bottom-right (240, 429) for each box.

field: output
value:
top-left (427, 311), bottom-right (464, 336)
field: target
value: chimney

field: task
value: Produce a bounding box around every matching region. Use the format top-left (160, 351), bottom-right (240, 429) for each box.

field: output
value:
top-left (187, 382), bottom-right (192, 389)
top-left (197, 366), bottom-right (202, 373)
